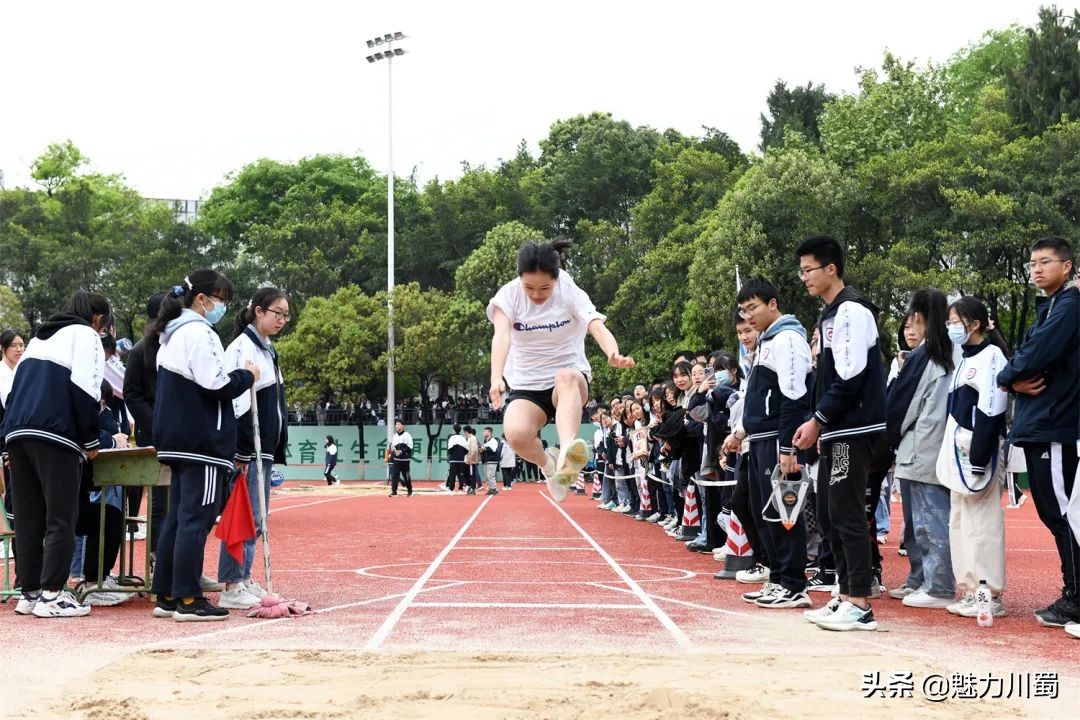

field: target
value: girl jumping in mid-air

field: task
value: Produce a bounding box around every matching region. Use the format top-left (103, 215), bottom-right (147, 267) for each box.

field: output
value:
top-left (487, 239), bottom-right (634, 502)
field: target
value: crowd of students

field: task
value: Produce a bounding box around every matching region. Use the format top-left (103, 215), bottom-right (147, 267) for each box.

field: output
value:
top-left (1, 269), bottom-right (291, 621)
top-left (577, 235), bottom-right (1078, 634)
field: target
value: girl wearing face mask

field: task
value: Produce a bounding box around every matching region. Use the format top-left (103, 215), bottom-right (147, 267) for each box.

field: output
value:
top-left (149, 269), bottom-right (260, 622)
top-left (938, 296), bottom-right (1010, 620)
top-left (216, 287), bottom-right (291, 610)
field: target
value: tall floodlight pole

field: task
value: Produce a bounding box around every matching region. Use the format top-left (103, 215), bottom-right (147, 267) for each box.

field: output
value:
top-left (366, 31), bottom-right (407, 454)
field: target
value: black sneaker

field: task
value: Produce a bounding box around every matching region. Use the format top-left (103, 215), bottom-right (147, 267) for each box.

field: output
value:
top-left (152, 597), bottom-right (178, 618)
top-left (755, 587), bottom-right (813, 609)
top-left (806, 569), bottom-right (837, 593)
top-left (173, 597), bottom-right (229, 622)
top-left (1034, 590), bottom-right (1080, 628)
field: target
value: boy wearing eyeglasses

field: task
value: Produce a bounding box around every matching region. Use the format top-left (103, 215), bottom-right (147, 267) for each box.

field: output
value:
top-left (996, 236), bottom-right (1078, 630)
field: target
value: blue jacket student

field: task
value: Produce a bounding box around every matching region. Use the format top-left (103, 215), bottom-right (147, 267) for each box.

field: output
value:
top-left (997, 284), bottom-right (1079, 446)
top-left (742, 314), bottom-right (813, 455)
top-left (813, 287), bottom-right (888, 442)
top-left (153, 310), bottom-right (255, 472)
top-left (2, 314), bottom-right (103, 456)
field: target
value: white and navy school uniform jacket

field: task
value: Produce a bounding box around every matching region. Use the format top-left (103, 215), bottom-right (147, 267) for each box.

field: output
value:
top-left (2, 314), bottom-right (103, 457)
top-left (813, 287), bottom-right (888, 442)
top-left (742, 314), bottom-right (813, 456)
top-left (447, 433), bottom-right (468, 465)
top-left (228, 325), bottom-right (288, 465)
top-left (153, 310), bottom-right (255, 472)
top-left (949, 339), bottom-right (1009, 473)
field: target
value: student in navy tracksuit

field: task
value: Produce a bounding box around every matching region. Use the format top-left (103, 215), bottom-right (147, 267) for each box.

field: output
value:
top-left (996, 236), bottom-right (1079, 628)
top-left (793, 236), bottom-right (888, 632)
top-left (216, 287), bottom-right (290, 610)
top-left (149, 270), bottom-right (258, 622)
top-left (737, 278), bottom-right (814, 609)
top-left (3, 290), bottom-right (109, 618)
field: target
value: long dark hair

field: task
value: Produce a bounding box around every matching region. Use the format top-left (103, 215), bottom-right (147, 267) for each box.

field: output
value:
top-left (145, 269), bottom-right (235, 373)
top-left (949, 296), bottom-right (1011, 358)
top-left (1, 329), bottom-right (23, 353)
top-left (232, 286), bottom-right (288, 341)
top-left (516, 237), bottom-right (572, 279)
top-left (60, 290), bottom-right (110, 327)
top-left (908, 288), bottom-right (953, 373)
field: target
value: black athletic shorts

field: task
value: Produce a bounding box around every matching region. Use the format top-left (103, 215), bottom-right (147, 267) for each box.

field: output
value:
top-left (506, 371), bottom-right (589, 422)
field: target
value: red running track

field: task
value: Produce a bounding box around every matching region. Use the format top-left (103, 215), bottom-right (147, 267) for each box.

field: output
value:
top-left (4, 481), bottom-right (1078, 669)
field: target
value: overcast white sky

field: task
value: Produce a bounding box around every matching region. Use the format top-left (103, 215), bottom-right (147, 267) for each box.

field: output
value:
top-left (0, 0), bottom-right (1047, 200)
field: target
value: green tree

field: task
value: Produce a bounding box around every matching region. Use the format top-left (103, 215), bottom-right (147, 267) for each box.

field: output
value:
top-left (820, 53), bottom-right (950, 167)
top-left (944, 26), bottom-right (1028, 129)
top-left (30, 140), bottom-right (86, 196)
top-left (0, 286), bottom-right (29, 334)
top-left (760, 81), bottom-right (835, 151)
top-left (1005, 5), bottom-right (1080, 135)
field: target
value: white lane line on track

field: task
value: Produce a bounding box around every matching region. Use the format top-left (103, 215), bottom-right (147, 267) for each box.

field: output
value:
top-left (453, 547), bottom-right (596, 551)
top-left (463, 536), bottom-right (585, 540)
top-left (540, 492), bottom-right (693, 651)
top-left (589, 582), bottom-right (942, 661)
top-left (136, 581), bottom-right (469, 651)
top-left (411, 602), bottom-right (647, 609)
top-left (364, 494), bottom-right (495, 651)
top-left (269, 496), bottom-right (357, 514)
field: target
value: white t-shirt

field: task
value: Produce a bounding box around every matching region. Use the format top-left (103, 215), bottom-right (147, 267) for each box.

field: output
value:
top-left (487, 272), bottom-right (605, 391)
top-left (0, 361), bottom-right (16, 408)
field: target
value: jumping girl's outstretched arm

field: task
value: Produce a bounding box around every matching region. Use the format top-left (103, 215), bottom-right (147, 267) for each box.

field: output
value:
top-left (588, 319), bottom-right (635, 369)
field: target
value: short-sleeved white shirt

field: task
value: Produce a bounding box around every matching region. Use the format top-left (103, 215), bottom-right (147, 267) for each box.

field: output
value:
top-left (487, 272), bottom-right (605, 391)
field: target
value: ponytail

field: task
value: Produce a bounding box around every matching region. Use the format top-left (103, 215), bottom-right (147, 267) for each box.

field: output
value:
top-left (145, 268), bottom-right (235, 374)
top-left (949, 296), bottom-right (1011, 359)
top-left (516, 236), bottom-right (572, 279)
top-left (231, 286), bottom-right (288, 341)
top-left (60, 290), bottom-right (111, 327)
top-left (908, 288), bottom-right (953, 373)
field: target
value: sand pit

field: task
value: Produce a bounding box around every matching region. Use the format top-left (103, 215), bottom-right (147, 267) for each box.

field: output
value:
top-left (21, 647), bottom-right (1071, 720)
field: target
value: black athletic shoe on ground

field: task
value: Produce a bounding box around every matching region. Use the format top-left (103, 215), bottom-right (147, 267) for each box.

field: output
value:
top-left (173, 597), bottom-right (229, 622)
top-left (152, 597), bottom-right (178, 618)
top-left (806, 569), bottom-right (837, 593)
top-left (1034, 590), bottom-right (1080, 627)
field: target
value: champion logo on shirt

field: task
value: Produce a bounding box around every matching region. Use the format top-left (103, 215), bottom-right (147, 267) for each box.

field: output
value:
top-left (513, 319), bottom-right (571, 332)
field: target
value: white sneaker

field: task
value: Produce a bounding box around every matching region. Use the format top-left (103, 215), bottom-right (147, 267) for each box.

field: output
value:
top-left (132, 524), bottom-right (147, 541)
top-left (955, 596), bottom-right (1006, 618)
top-left (547, 439), bottom-right (589, 503)
top-left (735, 564), bottom-right (770, 584)
top-left (815, 600), bottom-right (878, 631)
top-left (902, 590), bottom-right (954, 609)
top-left (947, 592), bottom-right (976, 616)
top-left (542, 448), bottom-right (567, 501)
top-left (219, 587), bottom-right (260, 609)
top-left (1065, 622), bottom-right (1080, 639)
top-left (102, 576), bottom-right (134, 602)
top-left (742, 582), bottom-right (780, 603)
top-left (32, 589), bottom-right (91, 617)
top-left (15, 592), bottom-right (40, 615)
top-left (804, 596), bottom-right (842, 623)
top-left (646, 513), bottom-right (661, 523)
top-left (243, 580), bottom-right (268, 599)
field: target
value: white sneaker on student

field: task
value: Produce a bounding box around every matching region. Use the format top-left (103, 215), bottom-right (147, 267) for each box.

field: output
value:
top-left (15, 592), bottom-right (41, 616)
top-left (243, 580), bottom-right (268, 599)
top-left (735, 563), bottom-right (770, 584)
top-left (803, 596), bottom-right (842, 623)
top-left (901, 590), bottom-right (953, 609)
top-left (947, 592), bottom-right (976, 616)
top-left (815, 601), bottom-right (878, 631)
top-left (547, 439), bottom-right (589, 503)
top-left (32, 589), bottom-right (91, 618)
top-left (541, 448), bottom-right (566, 501)
top-left (219, 587), bottom-right (260, 609)
top-left (200, 575), bottom-right (225, 593)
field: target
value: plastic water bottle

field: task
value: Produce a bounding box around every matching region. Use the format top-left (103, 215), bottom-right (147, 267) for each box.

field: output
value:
top-left (975, 580), bottom-right (993, 627)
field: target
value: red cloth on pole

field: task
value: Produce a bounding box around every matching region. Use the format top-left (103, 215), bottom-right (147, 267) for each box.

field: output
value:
top-left (215, 468), bottom-right (257, 562)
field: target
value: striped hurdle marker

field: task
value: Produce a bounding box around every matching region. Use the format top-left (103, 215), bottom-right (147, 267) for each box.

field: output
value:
top-left (592, 472), bottom-right (602, 499)
top-left (574, 473), bottom-right (586, 495)
top-left (637, 468), bottom-right (651, 514)
top-left (679, 483), bottom-right (700, 535)
top-left (716, 510), bottom-right (755, 579)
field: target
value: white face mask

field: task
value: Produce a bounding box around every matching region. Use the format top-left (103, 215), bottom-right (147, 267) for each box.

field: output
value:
top-left (947, 324), bottom-right (971, 345)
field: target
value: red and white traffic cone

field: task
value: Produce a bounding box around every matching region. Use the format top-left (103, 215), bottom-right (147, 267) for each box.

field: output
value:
top-left (592, 472), bottom-right (602, 499)
top-left (574, 472), bottom-right (586, 495)
top-left (716, 510), bottom-right (755, 579)
top-left (638, 469), bottom-right (652, 513)
top-left (679, 483), bottom-right (700, 535)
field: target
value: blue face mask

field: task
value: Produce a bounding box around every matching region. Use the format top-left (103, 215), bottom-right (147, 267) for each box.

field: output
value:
top-left (715, 372), bottom-right (732, 387)
top-left (947, 325), bottom-right (971, 345)
top-left (203, 299), bottom-right (227, 325)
